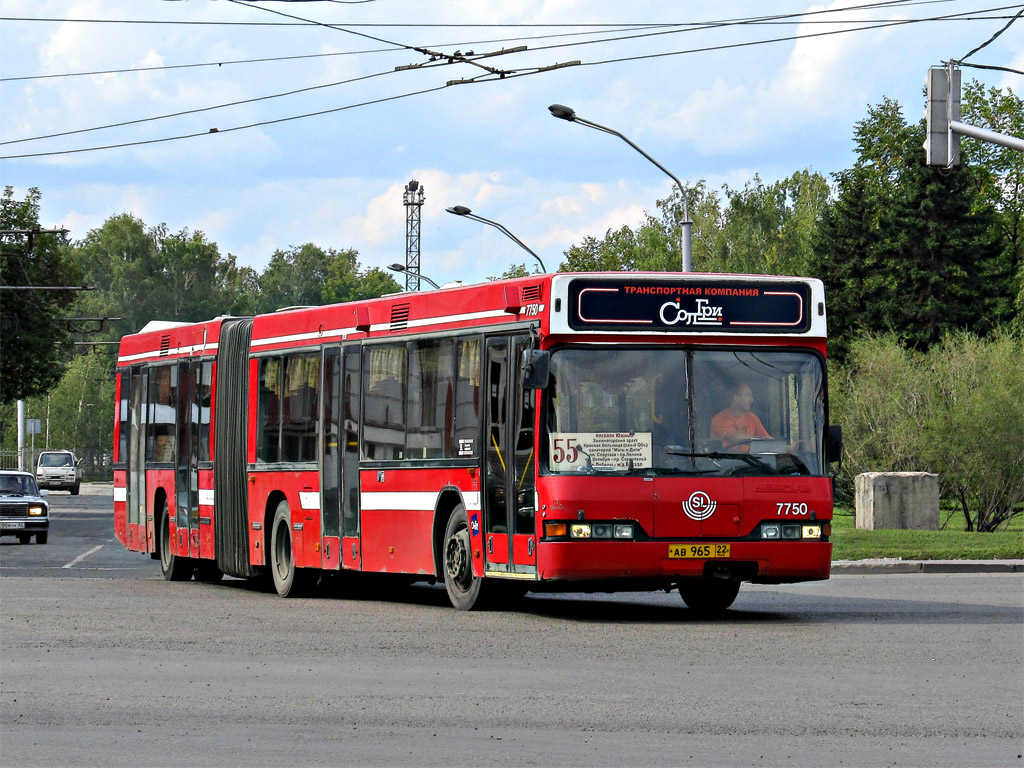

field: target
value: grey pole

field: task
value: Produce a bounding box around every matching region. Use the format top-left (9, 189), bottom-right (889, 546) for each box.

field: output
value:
top-left (446, 206), bottom-right (546, 273)
top-left (549, 104), bottom-right (692, 272)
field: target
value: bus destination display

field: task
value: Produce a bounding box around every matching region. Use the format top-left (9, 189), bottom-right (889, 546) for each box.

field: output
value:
top-left (568, 279), bottom-right (811, 333)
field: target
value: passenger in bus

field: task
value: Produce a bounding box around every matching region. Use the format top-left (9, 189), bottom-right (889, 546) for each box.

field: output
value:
top-left (710, 382), bottom-right (772, 452)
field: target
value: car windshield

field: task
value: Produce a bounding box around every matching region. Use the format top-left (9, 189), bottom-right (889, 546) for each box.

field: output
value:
top-left (39, 454), bottom-right (72, 467)
top-left (0, 475), bottom-right (38, 495)
top-left (543, 347), bottom-right (826, 477)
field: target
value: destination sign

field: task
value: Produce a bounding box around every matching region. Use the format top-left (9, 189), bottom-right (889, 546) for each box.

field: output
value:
top-left (567, 279), bottom-right (811, 333)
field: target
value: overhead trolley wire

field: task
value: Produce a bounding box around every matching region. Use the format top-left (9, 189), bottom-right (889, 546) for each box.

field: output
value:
top-left (3, 1), bottom-right (1019, 160)
top-left (3, 0), bottom-right (1009, 84)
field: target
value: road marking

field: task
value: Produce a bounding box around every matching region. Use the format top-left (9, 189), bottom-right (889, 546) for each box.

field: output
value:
top-left (63, 544), bottom-right (103, 569)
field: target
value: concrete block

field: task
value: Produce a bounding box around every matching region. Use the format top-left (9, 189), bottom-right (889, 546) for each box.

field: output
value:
top-left (855, 472), bottom-right (940, 530)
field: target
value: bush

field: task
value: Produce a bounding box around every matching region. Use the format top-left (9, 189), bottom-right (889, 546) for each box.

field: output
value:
top-left (831, 331), bottom-right (1024, 531)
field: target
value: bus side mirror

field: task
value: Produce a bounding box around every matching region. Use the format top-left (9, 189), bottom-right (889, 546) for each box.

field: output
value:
top-left (827, 425), bottom-right (843, 464)
top-left (521, 349), bottom-right (550, 390)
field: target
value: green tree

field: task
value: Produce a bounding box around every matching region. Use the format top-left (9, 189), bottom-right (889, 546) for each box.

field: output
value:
top-left (560, 182), bottom-right (723, 272)
top-left (320, 249), bottom-right (401, 304)
top-left (73, 214), bottom-right (260, 337)
top-left (832, 332), bottom-right (1024, 531)
top-left (709, 171), bottom-right (830, 277)
top-left (73, 214), bottom-right (161, 338)
top-left (559, 173), bottom-right (828, 278)
top-left (961, 81), bottom-right (1023, 325)
top-left (259, 243), bottom-right (392, 311)
top-left (20, 349), bottom-right (116, 476)
top-left (811, 96), bottom-right (1013, 359)
top-left (0, 187), bottom-right (82, 404)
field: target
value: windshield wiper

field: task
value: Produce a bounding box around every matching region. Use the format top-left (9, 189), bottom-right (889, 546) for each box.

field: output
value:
top-left (667, 450), bottom-right (778, 475)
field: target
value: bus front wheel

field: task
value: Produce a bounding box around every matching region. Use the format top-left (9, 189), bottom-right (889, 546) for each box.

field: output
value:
top-left (442, 504), bottom-right (487, 610)
top-left (159, 503), bottom-right (191, 581)
top-left (270, 501), bottom-right (308, 598)
top-left (678, 579), bottom-right (741, 615)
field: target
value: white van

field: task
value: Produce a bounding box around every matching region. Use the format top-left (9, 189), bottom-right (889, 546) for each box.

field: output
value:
top-left (35, 450), bottom-right (83, 495)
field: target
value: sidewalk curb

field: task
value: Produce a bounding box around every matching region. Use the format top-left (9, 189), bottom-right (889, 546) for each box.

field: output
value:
top-left (832, 559), bottom-right (1024, 574)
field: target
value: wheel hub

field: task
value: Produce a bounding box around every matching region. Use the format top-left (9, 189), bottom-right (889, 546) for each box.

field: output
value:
top-left (445, 529), bottom-right (472, 590)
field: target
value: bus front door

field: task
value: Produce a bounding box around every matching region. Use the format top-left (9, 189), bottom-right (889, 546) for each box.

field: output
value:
top-left (175, 361), bottom-right (201, 558)
top-left (483, 335), bottom-right (537, 579)
top-left (127, 369), bottom-right (147, 552)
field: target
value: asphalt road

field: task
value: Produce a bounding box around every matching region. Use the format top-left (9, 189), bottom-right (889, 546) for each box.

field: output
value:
top-left (1, 485), bottom-right (1022, 768)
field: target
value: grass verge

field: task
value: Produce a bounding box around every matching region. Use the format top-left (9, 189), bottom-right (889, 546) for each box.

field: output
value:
top-left (830, 507), bottom-right (1024, 561)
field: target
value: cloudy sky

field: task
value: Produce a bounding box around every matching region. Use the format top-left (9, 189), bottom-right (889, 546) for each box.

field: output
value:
top-left (2, 1), bottom-right (1021, 292)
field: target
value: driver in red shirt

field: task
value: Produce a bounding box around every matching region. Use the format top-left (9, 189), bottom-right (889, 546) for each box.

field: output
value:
top-left (710, 383), bottom-right (771, 452)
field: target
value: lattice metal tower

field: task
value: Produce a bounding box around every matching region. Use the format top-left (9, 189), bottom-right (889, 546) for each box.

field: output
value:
top-left (403, 180), bottom-right (425, 291)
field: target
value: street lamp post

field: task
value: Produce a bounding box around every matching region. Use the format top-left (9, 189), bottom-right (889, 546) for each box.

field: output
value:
top-left (387, 263), bottom-right (440, 289)
top-left (548, 103), bottom-right (692, 272)
top-left (446, 205), bottom-right (547, 273)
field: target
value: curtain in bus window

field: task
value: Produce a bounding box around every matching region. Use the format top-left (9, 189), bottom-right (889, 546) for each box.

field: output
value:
top-left (407, 339), bottom-right (454, 459)
top-left (146, 365), bottom-right (177, 463)
top-left (454, 338), bottom-right (481, 459)
top-left (281, 354), bottom-right (320, 463)
top-left (117, 373), bottom-right (130, 464)
top-left (322, 349), bottom-right (341, 540)
top-left (362, 344), bottom-right (406, 461)
top-left (197, 361), bottom-right (213, 462)
top-left (343, 349), bottom-right (360, 536)
top-left (257, 357), bottom-right (282, 463)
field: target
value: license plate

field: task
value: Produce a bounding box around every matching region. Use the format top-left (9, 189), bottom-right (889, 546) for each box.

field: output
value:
top-left (668, 543), bottom-right (730, 559)
top-left (0, 521), bottom-right (25, 530)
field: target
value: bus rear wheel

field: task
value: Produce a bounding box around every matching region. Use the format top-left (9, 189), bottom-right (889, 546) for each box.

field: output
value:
top-left (442, 504), bottom-right (487, 610)
top-left (678, 579), bottom-right (741, 615)
top-left (159, 503), bottom-right (191, 581)
top-left (270, 501), bottom-right (308, 598)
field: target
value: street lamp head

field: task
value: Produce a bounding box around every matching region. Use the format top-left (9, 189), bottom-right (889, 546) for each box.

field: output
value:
top-left (446, 205), bottom-right (472, 216)
top-left (387, 263), bottom-right (407, 272)
top-left (548, 104), bottom-right (576, 121)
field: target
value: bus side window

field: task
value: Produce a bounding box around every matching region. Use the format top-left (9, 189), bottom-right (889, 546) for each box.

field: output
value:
top-left (362, 344), bottom-right (406, 461)
top-left (256, 357), bottom-right (282, 463)
top-left (454, 337), bottom-right (481, 458)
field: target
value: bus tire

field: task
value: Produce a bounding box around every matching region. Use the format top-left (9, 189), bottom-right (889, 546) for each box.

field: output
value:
top-left (159, 503), bottom-right (192, 581)
top-left (442, 504), bottom-right (486, 610)
top-left (678, 579), bottom-right (741, 615)
top-left (270, 501), bottom-right (307, 598)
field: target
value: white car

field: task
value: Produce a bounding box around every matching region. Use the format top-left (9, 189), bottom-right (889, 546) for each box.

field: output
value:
top-left (0, 470), bottom-right (50, 544)
top-left (35, 450), bottom-right (82, 495)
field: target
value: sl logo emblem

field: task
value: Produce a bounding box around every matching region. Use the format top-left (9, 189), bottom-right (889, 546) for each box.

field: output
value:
top-left (683, 491), bottom-right (717, 521)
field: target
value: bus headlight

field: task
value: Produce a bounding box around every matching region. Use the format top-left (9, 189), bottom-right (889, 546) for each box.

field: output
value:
top-left (761, 523), bottom-right (823, 539)
top-left (570, 524), bottom-right (591, 539)
top-left (613, 524), bottom-right (634, 539)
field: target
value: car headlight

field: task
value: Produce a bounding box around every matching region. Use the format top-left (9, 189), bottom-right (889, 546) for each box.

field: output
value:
top-left (28, 505), bottom-right (46, 516)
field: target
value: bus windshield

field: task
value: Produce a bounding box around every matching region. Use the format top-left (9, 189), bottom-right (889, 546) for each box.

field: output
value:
top-left (544, 347), bottom-right (826, 477)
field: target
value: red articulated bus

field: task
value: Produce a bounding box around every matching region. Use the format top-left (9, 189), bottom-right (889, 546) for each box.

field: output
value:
top-left (113, 272), bottom-right (842, 612)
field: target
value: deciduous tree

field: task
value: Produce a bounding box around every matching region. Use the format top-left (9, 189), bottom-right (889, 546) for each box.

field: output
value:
top-left (0, 187), bottom-right (81, 404)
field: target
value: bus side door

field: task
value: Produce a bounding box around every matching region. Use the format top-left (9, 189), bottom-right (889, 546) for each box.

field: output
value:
top-left (483, 334), bottom-right (537, 578)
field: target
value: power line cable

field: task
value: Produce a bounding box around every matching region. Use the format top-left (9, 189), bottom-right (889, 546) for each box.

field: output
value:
top-left (1, 83), bottom-right (452, 159)
top-left (957, 5), bottom-right (1024, 60)
top-left (0, 0), bottom-right (973, 84)
top-left (958, 62), bottom-right (1024, 75)
top-left (2, 3), bottom-right (1014, 159)
top-left (0, 68), bottom-right (397, 145)
top-left (0, 0), bottom-right (954, 28)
